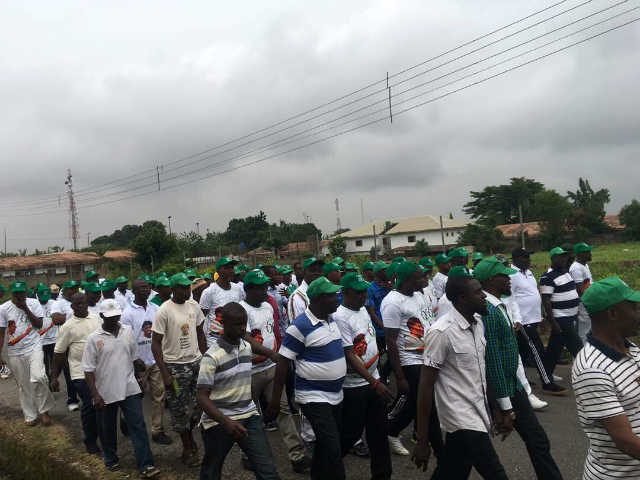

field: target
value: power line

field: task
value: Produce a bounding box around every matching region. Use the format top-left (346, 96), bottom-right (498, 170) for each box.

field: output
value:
top-left (0, 0), bottom-right (577, 209)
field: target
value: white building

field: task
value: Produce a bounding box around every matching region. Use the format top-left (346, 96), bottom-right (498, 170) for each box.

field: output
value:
top-left (339, 215), bottom-right (468, 255)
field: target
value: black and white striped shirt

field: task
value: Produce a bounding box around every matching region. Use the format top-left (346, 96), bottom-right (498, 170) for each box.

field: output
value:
top-left (540, 269), bottom-right (580, 318)
top-left (572, 335), bottom-right (640, 479)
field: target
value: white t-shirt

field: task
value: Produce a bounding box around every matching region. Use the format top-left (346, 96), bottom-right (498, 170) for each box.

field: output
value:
top-left (199, 282), bottom-right (244, 338)
top-left (431, 272), bottom-right (448, 300)
top-left (114, 289), bottom-right (134, 311)
top-left (50, 297), bottom-right (73, 320)
top-left (570, 261), bottom-right (593, 290)
top-left (38, 299), bottom-right (58, 345)
top-left (121, 301), bottom-right (158, 366)
top-left (0, 299), bottom-right (44, 356)
top-left (240, 300), bottom-right (276, 373)
top-left (381, 290), bottom-right (436, 366)
top-left (152, 299), bottom-right (205, 364)
top-left (54, 313), bottom-right (102, 380)
top-left (509, 266), bottom-right (542, 325)
top-left (436, 294), bottom-right (453, 320)
top-left (287, 280), bottom-right (309, 322)
top-left (333, 305), bottom-right (380, 388)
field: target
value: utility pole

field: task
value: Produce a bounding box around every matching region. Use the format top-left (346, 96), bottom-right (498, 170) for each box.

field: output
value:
top-left (3, 228), bottom-right (6, 256)
top-left (518, 202), bottom-right (526, 249)
top-left (196, 222), bottom-right (200, 236)
top-left (439, 215), bottom-right (445, 249)
top-left (335, 198), bottom-right (342, 232)
top-left (65, 169), bottom-right (79, 250)
top-left (87, 232), bottom-right (91, 247)
top-left (167, 216), bottom-right (172, 235)
top-left (360, 198), bottom-right (365, 225)
top-left (372, 224), bottom-right (378, 261)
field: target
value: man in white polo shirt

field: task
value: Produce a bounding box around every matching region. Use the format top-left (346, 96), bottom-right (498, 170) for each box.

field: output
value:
top-left (286, 257), bottom-right (324, 323)
top-left (570, 242), bottom-right (594, 342)
top-left (573, 277), bottom-right (640, 480)
top-left (0, 281), bottom-right (53, 426)
top-left (83, 299), bottom-right (160, 478)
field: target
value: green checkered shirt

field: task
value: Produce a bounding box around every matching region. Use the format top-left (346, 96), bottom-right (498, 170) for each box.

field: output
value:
top-left (482, 300), bottom-right (523, 401)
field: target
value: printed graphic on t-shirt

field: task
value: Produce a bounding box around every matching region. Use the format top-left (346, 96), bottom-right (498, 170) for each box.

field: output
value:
top-left (180, 322), bottom-right (192, 350)
top-left (406, 317), bottom-right (425, 352)
top-left (7, 320), bottom-right (32, 346)
top-left (210, 306), bottom-right (224, 336)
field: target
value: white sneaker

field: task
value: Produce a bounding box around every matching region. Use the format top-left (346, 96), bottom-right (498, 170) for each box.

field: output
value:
top-left (0, 365), bottom-right (11, 379)
top-left (68, 403), bottom-right (80, 412)
top-left (529, 393), bottom-right (548, 411)
top-left (553, 374), bottom-right (563, 382)
top-left (387, 436), bottom-right (409, 456)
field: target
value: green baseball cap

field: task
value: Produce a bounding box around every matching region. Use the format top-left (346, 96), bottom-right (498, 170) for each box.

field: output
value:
top-left (303, 257), bottom-right (324, 269)
top-left (62, 280), bottom-right (79, 289)
top-left (573, 242), bottom-right (592, 254)
top-left (84, 282), bottom-right (102, 293)
top-left (549, 247), bottom-right (568, 258)
top-left (419, 257), bottom-right (434, 270)
top-left (115, 275), bottom-right (128, 284)
top-left (85, 270), bottom-right (99, 281)
top-left (307, 276), bottom-right (341, 299)
top-left (392, 256), bottom-right (406, 264)
top-left (340, 272), bottom-right (371, 291)
top-left (394, 261), bottom-right (419, 288)
top-left (203, 272), bottom-right (213, 280)
top-left (362, 261), bottom-right (375, 271)
top-left (435, 253), bottom-right (450, 265)
top-left (279, 265), bottom-right (293, 275)
top-left (332, 256), bottom-right (344, 266)
top-left (243, 269), bottom-right (271, 287)
top-left (448, 247), bottom-right (469, 258)
top-left (216, 257), bottom-right (237, 269)
top-left (170, 272), bottom-right (192, 287)
top-left (323, 262), bottom-right (341, 275)
top-left (184, 268), bottom-right (198, 279)
top-left (100, 279), bottom-right (116, 291)
top-left (10, 281), bottom-right (27, 293)
top-left (345, 262), bottom-right (358, 272)
top-left (582, 276), bottom-right (640, 315)
top-left (373, 261), bottom-right (389, 273)
top-left (473, 256), bottom-right (517, 282)
top-left (37, 289), bottom-right (51, 301)
top-left (234, 265), bottom-right (245, 275)
top-left (448, 266), bottom-right (473, 278)
top-left (154, 276), bottom-right (171, 287)
top-left (137, 274), bottom-right (152, 283)
top-left (36, 282), bottom-right (48, 292)
top-left (472, 252), bottom-right (484, 261)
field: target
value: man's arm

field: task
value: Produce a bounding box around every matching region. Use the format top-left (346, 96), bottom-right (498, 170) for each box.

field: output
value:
top-left (366, 305), bottom-right (384, 330)
top-left (265, 354), bottom-right (290, 422)
top-left (385, 328), bottom-right (408, 394)
top-left (84, 372), bottom-right (104, 409)
top-left (243, 334), bottom-right (278, 362)
top-left (196, 324), bottom-right (207, 354)
top-left (483, 309), bottom-right (513, 411)
top-left (344, 346), bottom-right (393, 401)
top-left (151, 332), bottom-right (172, 388)
top-left (0, 327), bottom-right (5, 364)
top-left (197, 387), bottom-right (247, 440)
top-left (15, 299), bottom-right (43, 329)
top-left (541, 294), bottom-right (560, 333)
top-left (412, 365), bottom-right (438, 470)
top-left (602, 415), bottom-right (640, 458)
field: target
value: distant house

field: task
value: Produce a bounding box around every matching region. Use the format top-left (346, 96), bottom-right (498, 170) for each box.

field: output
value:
top-left (496, 214), bottom-right (625, 243)
top-left (0, 251), bottom-right (101, 281)
top-left (339, 215), bottom-right (469, 255)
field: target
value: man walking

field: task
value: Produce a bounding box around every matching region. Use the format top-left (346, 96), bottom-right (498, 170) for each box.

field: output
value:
top-left (286, 257), bottom-right (324, 322)
top-left (114, 276), bottom-right (134, 311)
top-left (0, 281), bottom-right (54, 426)
top-left (431, 254), bottom-right (450, 300)
top-left (569, 242), bottom-right (594, 342)
top-left (83, 299), bottom-right (160, 478)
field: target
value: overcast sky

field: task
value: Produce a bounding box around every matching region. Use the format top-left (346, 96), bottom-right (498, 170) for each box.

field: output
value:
top-left (0, 0), bottom-right (638, 251)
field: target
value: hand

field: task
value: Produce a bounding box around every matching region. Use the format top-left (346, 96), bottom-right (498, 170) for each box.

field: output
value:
top-left (162, 373), bottom-right (173, 389)
top-left (269, 351), bottom-right (279, 363)
top-left (373, 381), bottom-right (394, 403)
top-left (411, 441), bottom-right (431, 471)
top-left (263, 400), bottom-right (280, 424)
top-left (513, 322), bottom-right (522, 332)
top-left (494, 410), bottom-right (515, 440)
top-left (396, 377), bottom-right (410, 395)
top-left (92, 394), bottom-right (105, 410)
top-left (50, 377), bottom-right (60, 392)
top-left (223, 418), bottom-right (248, 441)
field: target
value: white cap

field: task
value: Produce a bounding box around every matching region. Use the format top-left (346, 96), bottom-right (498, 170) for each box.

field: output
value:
top-left (99, 299), bottom-right (122, 318)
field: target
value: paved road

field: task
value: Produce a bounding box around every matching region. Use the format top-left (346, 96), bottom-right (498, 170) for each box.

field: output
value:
top-left (0, 365), bottom-right (587, 479)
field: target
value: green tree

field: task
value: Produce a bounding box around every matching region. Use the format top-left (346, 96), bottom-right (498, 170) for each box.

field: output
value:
top-left (413, 239), bottom-right (430, 257)
top-left (328, 236), bottom-right (347, 258)
top-left (459, 224), bottom-right (506, 254)
top-left (530, 190), bottom-right (572, 248)
top-left (463, 177), bottom-right (545, 226)
top-left (130, 220), bottom-right (177, 269)
top-left (620, 199), bottom-right (640, 240)
top-left (566, 178), bottom-right (611, 235)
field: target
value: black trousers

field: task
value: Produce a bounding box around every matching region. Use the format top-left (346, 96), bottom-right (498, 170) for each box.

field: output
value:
top-left (512, 389), bottom-right (563, 480)
top-left (516, 325), bottom-right (551, 385)
top-left (543, 316), bottom-right (583, 377)
top-left (341, 385), bottom-right (392, 480)
top-left (434, 430), bottom-right (508, 480)
top-left (42, 343), bottom-right (79, 404)
top-left (300, 402), bottom-right (345, 480)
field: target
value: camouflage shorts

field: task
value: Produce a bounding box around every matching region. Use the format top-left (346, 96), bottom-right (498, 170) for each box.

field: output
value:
top-left (165, 360), bottom-right (201, 433)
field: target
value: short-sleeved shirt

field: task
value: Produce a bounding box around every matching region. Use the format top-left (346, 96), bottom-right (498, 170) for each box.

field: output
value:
top-left (114, 289), bottom-right (134, 311)
top-left (381, 290), bottom-right (436, 366)
top-left (423, 308), bottom-right (491, 434)
top-left (0, 299), bottom-right (44, 356)
top-left (121, 301), bottom-right (158, 366)
top-left (199, 282), bottom-right (244, 338)
top-left (431, 272), bottom-right (448, 300)
top-left (539, 269), bottom-right (580, 318)
top-left (572, 335), bottom-right (640, 479)
top-left (197, 337), bottom-right (257, 430)
top-left (240, 300), bottom-right (276, 373)
top-left (287, 281), bottom-right (309, 323)
top-left (509, 266), bottom-right (542, 325)
top-left (152, 299), bottom-right (204, 364)
top-left (38, 299), bottom-right (58, 345)
top-left (54, 314), bottom-right (102, 380)
top-left (333, 305), bottom-right (379, 389)
top-left (50, 297), bottom-right (73, 320)
top-left (570, 262), bottom-right (593, 291)
top-left (279, 308), bottom-right (346, 405)
top-left (82, 324), bottom-right (141, 404)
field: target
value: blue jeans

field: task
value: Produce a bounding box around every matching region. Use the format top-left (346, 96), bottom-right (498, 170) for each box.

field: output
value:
top-left (200, 414), bottom-right (280, 480)
top-left (72, 379), bottom-right (99, 449)
top-left (98, 394), bottom-right (154, 471)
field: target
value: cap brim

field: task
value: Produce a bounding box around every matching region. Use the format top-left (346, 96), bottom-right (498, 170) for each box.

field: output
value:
top-left (500, 267), bottom-right (518, 276)
top-left (349, 281), bottom-right (371, 291)
top-left (172, 281), bottom-right (192, 287)
top-left (626, 290), bottom-right (640, 303)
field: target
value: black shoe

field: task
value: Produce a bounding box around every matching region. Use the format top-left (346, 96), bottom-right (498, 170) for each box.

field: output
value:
top-left (85, 443), bottom-right (102, 455)
top-left (292, 456), bottom-right (311, 474)
top-left (106, 463), bottom-right (120, 472)
top-left (152, 432), bottom-right (173, 445)
top-left (542, 383), bottom-right (569, 396)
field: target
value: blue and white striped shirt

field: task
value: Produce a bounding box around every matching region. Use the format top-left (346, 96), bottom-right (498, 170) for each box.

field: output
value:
top-left (279, 308), bottom-right (346, 405)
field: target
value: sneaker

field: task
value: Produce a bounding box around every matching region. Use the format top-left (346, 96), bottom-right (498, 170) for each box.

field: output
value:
top-left (387, 435), bottom-right (409, 456)
top-left (67, 403), bottom-right (80, 412)
top-left (552, 374), bottom-right (563, 382)
top-left (528, 393), bottom-right (548, 411)
top-left (264, 420), bottom-right (278, 432)
top-left (350, 440), bottom-right (370, 457)
top-left (106, 463), bottom-right (121, 472)
top-left (24, 419), bottom-right (38, 427)
top-left (0, 365), bottom-right (12, 379)
top-left (151, 432), bottom-right (173, 445)
top-left (291, 456), bottom-right (311, 474)
top-left (542, 383), bottom-right (569, 396)
top-left (140, 465), bottom-right (161, 478)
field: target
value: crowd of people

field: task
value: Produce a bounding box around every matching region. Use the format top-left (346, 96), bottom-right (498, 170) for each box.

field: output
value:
top-left (0, 243), bottom-right (639, 480)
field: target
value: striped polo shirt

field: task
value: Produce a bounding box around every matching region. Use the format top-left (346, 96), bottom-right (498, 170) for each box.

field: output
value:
top-left (279, 308), bottom-right (346, 405)
top-left (572, 335), bottom-right (640, 479)
top-left (197, 336), bottom-right (257, 429)
top-left (539, 268), bottom-right (580, 318)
